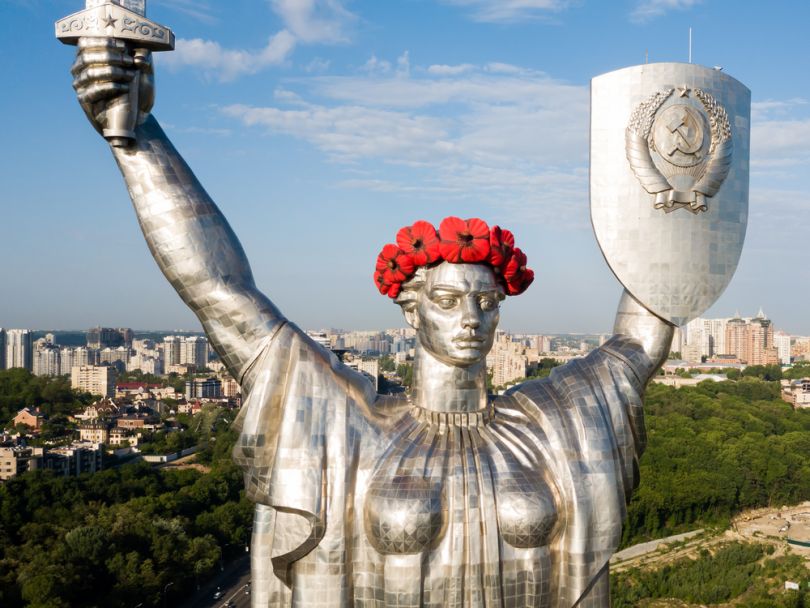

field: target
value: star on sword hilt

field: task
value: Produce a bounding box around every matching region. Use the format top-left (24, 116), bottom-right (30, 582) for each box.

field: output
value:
top-left (56, 0), bottom-right (175, 147)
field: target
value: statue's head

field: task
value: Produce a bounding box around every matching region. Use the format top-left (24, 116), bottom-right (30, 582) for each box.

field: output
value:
top-left (374, 217), bottom-right (534, 367)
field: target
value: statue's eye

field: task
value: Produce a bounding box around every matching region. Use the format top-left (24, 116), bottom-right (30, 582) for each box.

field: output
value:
top-left (479, 297), bottom-right (497, 311)
top-left (437, 296), bottom-right (457, 309)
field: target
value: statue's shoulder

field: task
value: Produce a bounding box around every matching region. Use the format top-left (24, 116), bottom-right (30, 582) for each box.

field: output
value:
top-left (498, 348), bottom-right (619, 417)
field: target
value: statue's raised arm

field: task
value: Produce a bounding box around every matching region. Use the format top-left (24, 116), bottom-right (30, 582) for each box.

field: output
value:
top-left (71, 38), bottom-right (283, 380)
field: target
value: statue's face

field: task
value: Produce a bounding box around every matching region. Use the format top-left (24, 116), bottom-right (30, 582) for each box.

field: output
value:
top-left (410, 263), bottom-right (502, 367)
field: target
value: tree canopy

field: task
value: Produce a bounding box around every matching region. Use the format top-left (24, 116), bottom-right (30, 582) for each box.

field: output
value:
top-left (624, 378), bottom-right (810, 547)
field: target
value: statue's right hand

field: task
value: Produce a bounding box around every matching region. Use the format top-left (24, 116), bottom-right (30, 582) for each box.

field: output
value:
top-left (71, 37), bottom-right (154, 137)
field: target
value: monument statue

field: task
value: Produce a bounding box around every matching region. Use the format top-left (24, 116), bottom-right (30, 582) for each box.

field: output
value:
top-left (59, 3), bottom-right (750, 604)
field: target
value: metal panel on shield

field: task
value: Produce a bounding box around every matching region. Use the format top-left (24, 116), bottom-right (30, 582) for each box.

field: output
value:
top-left (590, 63), bottom-right (750, 326)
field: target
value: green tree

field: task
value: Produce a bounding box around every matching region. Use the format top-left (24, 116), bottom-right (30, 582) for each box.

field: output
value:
top-left (378, 355), bottom-right (396, 372)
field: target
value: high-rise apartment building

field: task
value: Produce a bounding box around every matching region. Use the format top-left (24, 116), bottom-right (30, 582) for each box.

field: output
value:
top-left (0, 329), bottom-right (5, 369)
top-left (33, 344), bottom-right (62, 377)
top-left (725, 317), bottom-right (748, 362)
top-left (162, 335), bottom-right (181, 367)
top-left (98, 346), bottom-right (131, 366)
top-left (706, 318), bottom-right (728, 357)
top-left (683, 317), bottom-right (730, 361)
top-left (86, 327), bottom-right (133, 349)
top-left (71, 365), bottom-right (116, 397)
top-left (721, 310), bottom-right (778, 365)
top-left (162, 335), bottom-right (209, 371)
top-left (486, 334), bottom-right (528, 388)
top-left (181, 336), bottom-right (208, 370)
top-left (5, 329), bottom-right (33, 371)
top-left (59, 347), bottom-right (97, 376)
top-left (774, 331), bottom-right (792, 365)
top-left (127, 353), bottom-right (164, 376)
top-left (746, 310), bottom-right (778, 365)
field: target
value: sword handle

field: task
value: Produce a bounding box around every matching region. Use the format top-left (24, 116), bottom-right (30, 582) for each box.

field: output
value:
top-left (56, 3), bottom-right (174, 147)
top-left (102, 53), bottom-right (140, 147)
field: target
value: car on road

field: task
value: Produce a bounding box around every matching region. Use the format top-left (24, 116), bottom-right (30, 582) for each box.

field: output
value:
top-left (213, 589), bottom-right (223, 600)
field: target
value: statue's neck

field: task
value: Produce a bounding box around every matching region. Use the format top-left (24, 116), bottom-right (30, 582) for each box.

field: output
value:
top-left (411, 344), bottom-right (489, 413)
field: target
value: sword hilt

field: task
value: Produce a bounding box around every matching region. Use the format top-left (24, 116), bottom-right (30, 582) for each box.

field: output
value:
top-left (56, 0), bottom-right (174, 147)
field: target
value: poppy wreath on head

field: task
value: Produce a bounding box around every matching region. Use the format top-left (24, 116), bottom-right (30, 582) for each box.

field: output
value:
top-left (373, 217), bottom-right (534, 298)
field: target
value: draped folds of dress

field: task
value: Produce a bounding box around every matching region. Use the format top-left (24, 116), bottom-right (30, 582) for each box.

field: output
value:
top-left (232, 322), bottom-right (655, 608)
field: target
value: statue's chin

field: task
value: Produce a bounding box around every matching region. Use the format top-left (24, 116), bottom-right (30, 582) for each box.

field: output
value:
top-left (427, 346), bottom-right (488, 368)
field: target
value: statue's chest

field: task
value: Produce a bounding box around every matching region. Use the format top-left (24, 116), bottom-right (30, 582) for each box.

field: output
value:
top-left (363, 407), bottom-right (559, 557)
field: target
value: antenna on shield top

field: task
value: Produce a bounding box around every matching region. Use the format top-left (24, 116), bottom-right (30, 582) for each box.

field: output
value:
top-left (688, 27), bottom-right (692, 63)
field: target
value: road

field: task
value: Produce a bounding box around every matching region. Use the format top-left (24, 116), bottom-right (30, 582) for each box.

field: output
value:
top-left (179, 554), bottom-right (251, 608)
top-left (611, 528), bottom-right (705, 563)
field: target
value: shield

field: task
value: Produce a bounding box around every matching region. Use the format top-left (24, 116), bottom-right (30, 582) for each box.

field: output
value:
top-left (590, 63), bottom-right (750, 326)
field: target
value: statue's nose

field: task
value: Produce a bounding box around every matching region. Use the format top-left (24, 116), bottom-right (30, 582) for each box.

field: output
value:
top-left (461, 298), bottom-right (481, 329)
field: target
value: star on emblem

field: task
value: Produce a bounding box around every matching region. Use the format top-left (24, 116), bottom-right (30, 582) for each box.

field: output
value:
top-left (102, 13), bottom-right (118, 28)
top-left (677, 85), bottom-right (690, 98)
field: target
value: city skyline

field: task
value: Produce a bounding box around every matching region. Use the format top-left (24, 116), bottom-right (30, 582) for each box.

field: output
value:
top-left (0, 303), bottom-right (801, 337)
top-left (3, 1), bottom-right (810, 333)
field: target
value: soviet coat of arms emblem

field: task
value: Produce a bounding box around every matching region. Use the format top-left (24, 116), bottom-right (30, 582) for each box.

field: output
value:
top-left (591, 63), bottom-right (750, 326)
top-left (626, 85), bottom-right (732, 213)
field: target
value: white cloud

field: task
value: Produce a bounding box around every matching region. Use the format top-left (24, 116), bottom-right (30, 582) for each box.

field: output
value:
top-left (305, 57), bottom-right (332, 73)
top-left (751, 98), bottom-right (808, 121)
top-left (361, 54), bottom-right (393, 75)
top-left (442, 0), bottom-right (571, 23)
top-left (751, 118), bottom-right (810, 169)
top-left (221, 60), bottom-right (589, 220)
top-left (630, 0), bottom-right (702, 23)
top-left (162, 31), bottom-right (296, 81)
top-left (397, 52), bottom-right (411, 77)
top-left (269, 0), bottom-right (356, 44)
top-left (750, 99), bottom-right (810, 172)
top-left (222, 103), bottom-right (450, 163)
top-left (161, 0), bottom-right (218, 25)
top-left (427, 64), bottom-right (475, 76)
top-left (162, 0), bottom-right (355, 80)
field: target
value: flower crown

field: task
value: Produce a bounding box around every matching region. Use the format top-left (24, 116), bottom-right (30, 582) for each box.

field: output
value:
top-left (374, 217), bottom-right (534, 299)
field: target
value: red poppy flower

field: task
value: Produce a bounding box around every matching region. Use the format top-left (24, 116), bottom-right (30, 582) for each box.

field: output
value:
top-left (373, 271), bottom-right (389, 295)
top-left (386, 282), bottom-right (402, 298)
top-left (489, 225), bottom-right (515, 269)
top-left (375, 244), bottom-right (415, 284)
top-left (438, 217), bottom-right (491, 263)
top-left (503, 248), bottom-right (534, 295)
top-left (396, 221), bottom-right (440, 267)
top-left (505, 268), bottom-right (534, 295)
top-left (373, 270), bottom-right (403, 299)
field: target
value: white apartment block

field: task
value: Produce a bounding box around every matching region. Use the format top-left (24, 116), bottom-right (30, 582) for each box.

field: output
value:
top-left (683, 317), bottom-right (736, 360)
top-left (775, 331), bottom-right (792, 365)
top-left (71, 365), bottom-right (116, 398)
top-left (60, 347), bottom-right (96, 375)
top-left (162, 335), bottom-right (208, 371)
top-left (487, 335), bottom-right (528, 388)
top-left (5, 329), bottom-right (33, 371)
top-left (127, 353), bottom-right (164, 375)
top-left (33, 345), bottom-right (61, 377)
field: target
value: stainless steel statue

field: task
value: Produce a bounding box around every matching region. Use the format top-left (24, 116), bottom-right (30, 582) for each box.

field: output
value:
top-left (59, 3), bottom-right (750, 602)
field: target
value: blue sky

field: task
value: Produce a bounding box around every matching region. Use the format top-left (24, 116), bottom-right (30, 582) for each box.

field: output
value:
top-left (2, 0), bottom-right (809, 334)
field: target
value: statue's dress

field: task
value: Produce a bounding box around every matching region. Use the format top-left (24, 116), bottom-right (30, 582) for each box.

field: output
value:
top-left (233, 322), bottom-right (654, 608)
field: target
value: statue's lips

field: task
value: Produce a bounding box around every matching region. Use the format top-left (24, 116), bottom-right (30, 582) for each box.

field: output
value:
top-left (453, 335), bottom-right (484, 348)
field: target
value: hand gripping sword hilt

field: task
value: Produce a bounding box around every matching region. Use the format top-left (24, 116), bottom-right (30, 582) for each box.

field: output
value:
top-left (55, 1), bottom-right (174, 147)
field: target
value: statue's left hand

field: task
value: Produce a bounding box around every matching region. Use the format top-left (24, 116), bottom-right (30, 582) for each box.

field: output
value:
top-left (70, 37), bottom-right (154, 137)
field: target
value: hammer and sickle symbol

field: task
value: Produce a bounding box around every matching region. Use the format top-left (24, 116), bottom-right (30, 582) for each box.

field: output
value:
top-left (664, 107), bottom-right (702, 157)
